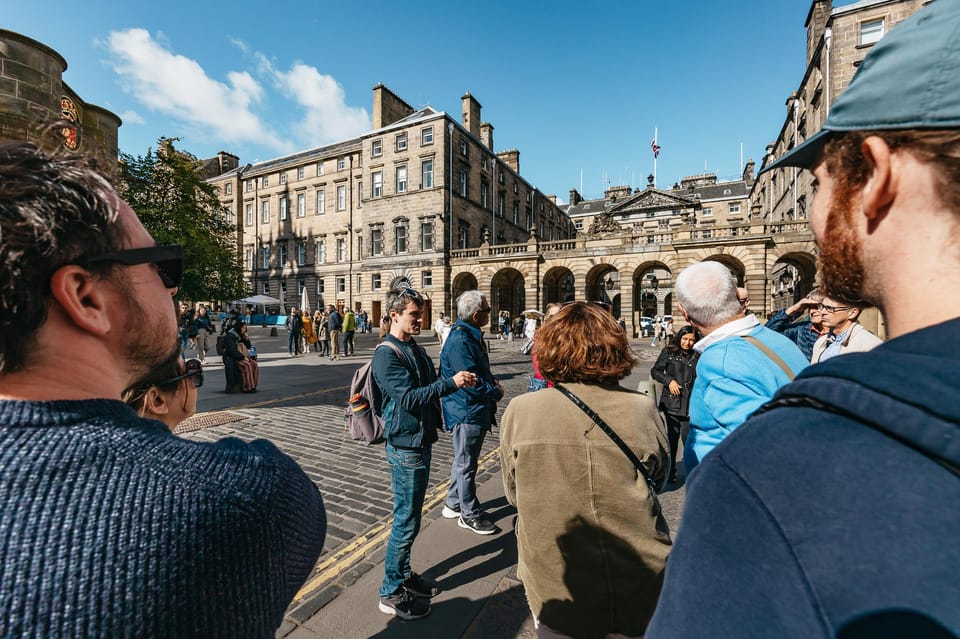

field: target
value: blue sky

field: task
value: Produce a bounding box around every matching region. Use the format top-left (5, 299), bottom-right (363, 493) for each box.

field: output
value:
top-left (5, 1), bottom-right (847, 202)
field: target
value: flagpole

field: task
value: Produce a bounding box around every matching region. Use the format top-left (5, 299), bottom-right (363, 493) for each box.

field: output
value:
top-left (653, 127), bottom-right (658, 188)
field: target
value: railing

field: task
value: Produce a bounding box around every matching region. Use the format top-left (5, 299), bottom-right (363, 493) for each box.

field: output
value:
top-left (449, 221), bottom-right (812, 262)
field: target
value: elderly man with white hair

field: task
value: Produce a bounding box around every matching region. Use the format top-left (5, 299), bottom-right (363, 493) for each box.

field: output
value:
top-left (675, 261), bottom-right (808, 474)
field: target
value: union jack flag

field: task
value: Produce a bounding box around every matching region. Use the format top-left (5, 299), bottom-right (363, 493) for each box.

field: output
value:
top-left (651, 138), bottom-right (661, 159)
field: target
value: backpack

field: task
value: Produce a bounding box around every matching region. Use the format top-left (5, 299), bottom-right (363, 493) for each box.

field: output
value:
top-left (344, 341), bottom-right (406, 445)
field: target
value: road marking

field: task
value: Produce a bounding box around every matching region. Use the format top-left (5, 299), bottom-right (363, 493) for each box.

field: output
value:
top-left (291, 445), bottom-right (503, 603)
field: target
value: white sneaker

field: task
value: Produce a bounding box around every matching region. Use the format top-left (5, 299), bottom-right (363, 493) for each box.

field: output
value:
top-left (441, 505), bottom-right (460, 519)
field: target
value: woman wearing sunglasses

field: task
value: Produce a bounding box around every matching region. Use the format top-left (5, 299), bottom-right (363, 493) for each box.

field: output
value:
top-left (122, 356), bottom-right (202, 431)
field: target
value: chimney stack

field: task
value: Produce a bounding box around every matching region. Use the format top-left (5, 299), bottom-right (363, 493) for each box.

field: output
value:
top-left (372, 83), bottom-right (414, 129)
top-left (496, 149), bottom-right (520, 174)
top-left (461, 92), bottom-right (482, 139)
top-left (480, 122), bottom-right (494, 151)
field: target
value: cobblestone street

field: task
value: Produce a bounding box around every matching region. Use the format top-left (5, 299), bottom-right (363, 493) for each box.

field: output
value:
top-left (179, 327), bottom-right (686, 636)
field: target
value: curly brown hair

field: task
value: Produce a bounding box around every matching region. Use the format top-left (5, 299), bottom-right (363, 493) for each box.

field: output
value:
top-left (534, 302), bottom-right (637, 385)
top-left (0, 141), bottom-right (125, 374)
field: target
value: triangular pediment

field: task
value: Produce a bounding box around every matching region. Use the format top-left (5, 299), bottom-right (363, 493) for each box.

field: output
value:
top-left (608, 188), bottom-right (698, 215)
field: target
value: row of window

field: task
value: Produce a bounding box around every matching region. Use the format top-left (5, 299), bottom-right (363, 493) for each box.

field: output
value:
top-left (259, 270), bottom-right (434, 299)
top-left (241, 156), bottom-right (352, 194)
top-left (244, 186), bottom-right (345, 225)
top-left (371, 126), bottom-right (434, 158)
top-left (370, 160), bottom-right (433, 198)
top-left (244, 223), bottom-right (437, 270)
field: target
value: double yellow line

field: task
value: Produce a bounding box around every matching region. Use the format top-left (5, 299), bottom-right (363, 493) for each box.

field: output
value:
top-left (291, 446), bottom-right (503, 604)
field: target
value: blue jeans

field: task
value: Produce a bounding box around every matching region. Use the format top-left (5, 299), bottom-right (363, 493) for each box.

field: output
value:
top-left (288, 331), bottom-right (301, 354)
top-left (380, 443), bottom-right (431, 597)
top-left (445, 422), bottom-right (487, 519)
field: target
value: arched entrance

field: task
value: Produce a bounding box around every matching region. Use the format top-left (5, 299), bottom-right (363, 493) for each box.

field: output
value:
top-left (771, 252), bottom-right (818, 313)
top-left (632, 263), bottom-right (672, 337)
top-left (585, 264), bottom-right (619, 308)
top-left (702, 255), bottom-right (746, 285)
top-left (490, 268), bottom-right (525, 330)
top-left (451, 272), bottom-right (478, 319)
top-left (543, 266), bottom-right (575, 306)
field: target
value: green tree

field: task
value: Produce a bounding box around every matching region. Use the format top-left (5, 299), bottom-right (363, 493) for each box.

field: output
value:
top-left (118, 138), bottom-right (246, 303)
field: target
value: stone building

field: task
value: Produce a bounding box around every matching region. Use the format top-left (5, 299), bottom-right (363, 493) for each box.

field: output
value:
top-left (751, 0), bottom-right (925, 311)
top-left (207, 84), bottom-right (574, 324)
top-left (0, 30), bottom-right (120, 171)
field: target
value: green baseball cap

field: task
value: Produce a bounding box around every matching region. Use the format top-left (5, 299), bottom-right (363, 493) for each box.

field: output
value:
top-left (762, 0), bottom-right (960, 174)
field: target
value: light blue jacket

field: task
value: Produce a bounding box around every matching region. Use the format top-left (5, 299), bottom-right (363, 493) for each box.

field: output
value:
top-left (685, 324), bottom-right (808, 474)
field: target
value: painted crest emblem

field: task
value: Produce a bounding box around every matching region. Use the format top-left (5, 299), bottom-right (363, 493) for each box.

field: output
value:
top-left (60, 96), bottom-right (80, 152)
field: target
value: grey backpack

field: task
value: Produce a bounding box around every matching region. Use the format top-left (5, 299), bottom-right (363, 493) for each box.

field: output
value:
top-left (345, 341), bottom-right (406, 445)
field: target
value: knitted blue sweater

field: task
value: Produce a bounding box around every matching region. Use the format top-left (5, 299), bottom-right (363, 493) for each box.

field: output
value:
top-left (0, 399), bottom-right (326, 637)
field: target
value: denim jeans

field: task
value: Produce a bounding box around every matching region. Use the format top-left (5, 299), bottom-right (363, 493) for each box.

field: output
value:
top-left (287, 331), bottom-right (301, 354)
top-left (445, 422), bottom-right (487, 519)
top-left (380, 443), bottom-right (431, 597)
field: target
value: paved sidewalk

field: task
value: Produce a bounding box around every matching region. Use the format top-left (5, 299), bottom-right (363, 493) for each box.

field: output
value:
top-left (178, 329), bottom-right (686, 638)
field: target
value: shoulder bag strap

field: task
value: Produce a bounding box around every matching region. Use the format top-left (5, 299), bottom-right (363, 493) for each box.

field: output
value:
top-left (741, 335), bottom-right (796, 380)
top-left (554, 384), bottom-right (662, 499)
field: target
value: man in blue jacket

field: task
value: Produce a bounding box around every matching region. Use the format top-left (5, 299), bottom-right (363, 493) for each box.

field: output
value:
top-left (372, 286), bottom-right (475, 620)
top-left (439, 290), bottom-right (504, 536)
top-left (648, 3), bottom-right (960, 636)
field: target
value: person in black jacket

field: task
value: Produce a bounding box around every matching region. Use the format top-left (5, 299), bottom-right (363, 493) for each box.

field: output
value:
top-left (649, 325), bottom-right (701, 483)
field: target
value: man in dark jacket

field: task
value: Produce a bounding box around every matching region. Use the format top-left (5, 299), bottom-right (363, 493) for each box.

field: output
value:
top-left (371, 287), bottom-right (475, 621)
top-left (648, 4), bottom-right (960, 636)
top-left (764, 292), bottom-right (826, 361)
top-left (285, 306), bottom-right (303, 357)
top-left (439, 290), bottom-right (503, 535)
top-left (326, 304), bottom-right (343, 360)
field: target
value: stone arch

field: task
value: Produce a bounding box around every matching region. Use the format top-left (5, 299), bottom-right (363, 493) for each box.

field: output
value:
top-left (701, 254), bottom-right (747, 285)
top-left (631, 261), bottom-right (673, 330)
top-left (489, 267), bottom-right (525, 329)
top-left (543, 266), bottom-right (575, 306)
top-left (770, 251), bottom-right (818, 312)
top-left (584, 263), bottom-right (619, 307)
top-left (452, 272), bottom-right (478, 309)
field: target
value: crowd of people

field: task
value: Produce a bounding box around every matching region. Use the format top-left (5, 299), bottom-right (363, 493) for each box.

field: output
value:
top-left (1, 3), bottom-right (957, 636)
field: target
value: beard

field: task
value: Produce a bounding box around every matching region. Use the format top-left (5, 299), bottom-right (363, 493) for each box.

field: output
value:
top-left (121, 285), bottom-right (181, 384)
top-left (816, 188), bottom-right (870, 305)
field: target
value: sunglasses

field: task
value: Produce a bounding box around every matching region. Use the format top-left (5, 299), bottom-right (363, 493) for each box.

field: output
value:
top-left (816, 303), bottom-right (852, 313)
top-left (396, 286), bottom-right (424, 304)
top-left (162, 357), bottom-right (204, 388)
top-left (80, 244), bottom-right (184, 289)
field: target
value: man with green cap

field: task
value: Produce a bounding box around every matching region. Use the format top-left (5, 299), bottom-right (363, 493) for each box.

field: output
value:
top-left (648, 1), bottom-right (960, 636)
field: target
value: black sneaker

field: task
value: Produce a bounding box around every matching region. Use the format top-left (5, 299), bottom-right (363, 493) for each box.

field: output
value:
top-left (403, 572), bottom-right (441, 598)
top-left (458, 515), bottom-right (500, 536)
top-left (378, 589), bottom-right (431, 620)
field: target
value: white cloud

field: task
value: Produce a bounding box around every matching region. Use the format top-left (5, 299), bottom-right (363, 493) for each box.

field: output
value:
top-left (105, 28), bottom-right (290, 153)
top-left (119, 110), bottom-right (145, 125)
top-left (255, 53), bottom-right (369, 146)
top-left (272, 63), bottom-right (370, 145)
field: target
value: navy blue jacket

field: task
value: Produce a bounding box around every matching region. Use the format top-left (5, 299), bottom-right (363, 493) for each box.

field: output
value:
top-left (647, 318), bottom-right (960, 638)
top-left (372, 334), bottom-right (457, 449)
top-left (439, 320), bottom-right (503, 430)
top-left (765, 308), bottom-right (822, 361)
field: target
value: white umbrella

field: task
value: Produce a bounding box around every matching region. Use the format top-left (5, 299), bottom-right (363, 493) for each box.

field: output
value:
top-left (521, 309), bottom-right (545, 317)
top-left (237, 294), bottom-right (281, 305)
top-left (301, 287), bottom-right (310, 314)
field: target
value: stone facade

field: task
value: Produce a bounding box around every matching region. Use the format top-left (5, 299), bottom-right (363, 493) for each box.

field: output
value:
top-left (752, 0), bottom-right (925, 311)
top-left (207, 85), bottom-right (574, 325)
top-left (0, 30), bottom-right (120, 173)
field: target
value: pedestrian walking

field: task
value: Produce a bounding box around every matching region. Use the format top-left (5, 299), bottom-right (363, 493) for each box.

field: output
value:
top-left (327, 305), bottom-right (343, 360)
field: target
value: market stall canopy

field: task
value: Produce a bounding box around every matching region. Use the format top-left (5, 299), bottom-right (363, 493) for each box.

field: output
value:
top-left (237, 294), bottom-right (282, 305)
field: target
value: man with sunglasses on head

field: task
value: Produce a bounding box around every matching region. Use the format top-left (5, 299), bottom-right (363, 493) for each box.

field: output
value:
top-left (648, 3), bottom-right (960, 636)
top-left (372, 286), bottom-right (477, 620)
top-left (0, 141), bottom-right (326, 638)
top-left (810, 296), bottom-right (882, 364)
